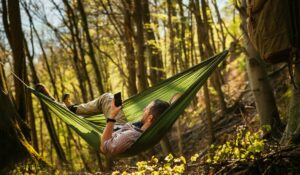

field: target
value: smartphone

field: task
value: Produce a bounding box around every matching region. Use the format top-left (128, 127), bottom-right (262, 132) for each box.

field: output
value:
top-left (114, 92), bottom-right (122, 107)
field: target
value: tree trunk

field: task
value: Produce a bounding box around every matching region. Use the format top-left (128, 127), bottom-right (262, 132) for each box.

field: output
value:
top-left (203, 83), bottom-right (215, 144)
top-left (192, 0), bottom-right (215, 144)
top-left (212, 0), bottom-right (226, 50)
top-left (188, 8), bottom-right (195, 65)
top-left (122, 0), bottom-right (138, 96)
top-left (5, 0), bottom-right (27, 121)
top-left (281, 61), bottom-right (300, 144)
top-left (24, 39), bottom-right (39, 152)
top-left (23, 3), bottom-right (59, 100)
top-left (62, 0), bottom-right (89, 102)
top-left (77, 0), bottom-right (105, 94)
top-left (167, 0), bottom-right (177, 74)
top-left (142, 0), bottom-right (166, 85)
top-left (0, 16), bottom-right (47, 174)
top-left (134, 0), bottom-right (148, 92)
top-left (0, 85), bottom-right (45, 174)
top-left (238, 0), bottom-right (284, 139)
top-left (177, 0), bottom-right (189, 69)
top-left (201, 0), bottom-right (227, 114)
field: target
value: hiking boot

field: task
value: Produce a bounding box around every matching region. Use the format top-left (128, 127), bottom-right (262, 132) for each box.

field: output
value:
top-left (62, 93), bottom-right (77, 113)
top-left (62, 93), bottom-right (71, 107)
top-left (35, 83), bottom-right (55, 101)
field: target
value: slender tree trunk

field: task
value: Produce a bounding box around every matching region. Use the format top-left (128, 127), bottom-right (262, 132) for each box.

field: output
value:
top-left (69, 128), bottom-right (92, 172)
top-left (122, 0), bottom-right (138, 96)
top-left (212, 0), bottom-right (226, 50)
top-left (142, 0), bottom-right (165, 85)
top-left (24, 40), bottom-right (39, 152)
top-left (177, 0), bottom-right (189, 69)
top-left (192, 0), bottom-right (215, 144)
top-left (134, 0), bottom-right (148, 92)
top-left (77, 0), bottom-right (105, 94)
top-left (201, 0), bottom-right (227, 114)
top-left (6, 0), bottom-right (27, 121)
top-left (22, 21), bottom-right (68, 164)
top-left (167, 0), bottom-right (177, 74)
top-left (281, 61), bottom-right (300, 144)
top-left (62, 0), bottom-right (89, 102)
top-left (238, 0), bottom-right (284, 139)
top-left (0, 2), bottom-right (47, 171)
top-left (188, 8), bottom-right (195, 66)
top-left (40, 101), bottom-right (68, 164)
top-left (23, 3), bottom-right (59, 100)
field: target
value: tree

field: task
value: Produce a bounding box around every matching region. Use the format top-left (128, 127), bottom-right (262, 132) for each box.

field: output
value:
top-left (142, 0), bottom-right (165, 85)
top-left (4, 0), bottom-right (27, 121)
top-left (236, 0), bottom-right (284, 139)
top-left (191, 0), bottom-right (215, 144)
top-left (77, 0), bottom-right (105, 95)
top-left (0, 0), bottom-right (48, 172)
top-left (134, 0), bottom-right (149, 92)
top-left (281, 61), bottom-right (300, 143)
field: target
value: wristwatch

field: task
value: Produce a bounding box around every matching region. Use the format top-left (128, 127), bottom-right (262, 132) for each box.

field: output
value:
top-left (106, 118), bottom-right (116, 123)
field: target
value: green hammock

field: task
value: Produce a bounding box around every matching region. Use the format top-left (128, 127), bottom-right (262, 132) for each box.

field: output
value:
top-left (29, 50), bottom-right (228, 157)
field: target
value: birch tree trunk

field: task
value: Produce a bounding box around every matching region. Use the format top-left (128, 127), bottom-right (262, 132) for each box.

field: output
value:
top-left (238, 0), bottom-right (284, 139)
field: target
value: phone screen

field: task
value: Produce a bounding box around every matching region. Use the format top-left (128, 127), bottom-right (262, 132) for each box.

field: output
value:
top-left (114, 92), bottom-right (122, 107)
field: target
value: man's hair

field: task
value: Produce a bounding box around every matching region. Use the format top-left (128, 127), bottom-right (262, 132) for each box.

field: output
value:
top-left (149, 99), bottom-right (170, 119)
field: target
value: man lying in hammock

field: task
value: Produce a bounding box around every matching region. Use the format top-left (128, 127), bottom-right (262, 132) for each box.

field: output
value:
top-left (101, 98), bottom-right (169, 155)
top-left (36, 84), bottom-right (170, 155)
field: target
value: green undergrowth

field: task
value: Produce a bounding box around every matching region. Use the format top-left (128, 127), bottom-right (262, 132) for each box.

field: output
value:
top-left (207, 125), bottom-right (266, 164)
top-left (12, 125), bottom-right (266, 174)
top-left (111, 125), bottom-right (266, 175)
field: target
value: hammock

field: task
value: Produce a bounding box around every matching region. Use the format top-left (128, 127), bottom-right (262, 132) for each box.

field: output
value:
top-left (29, 50), bottom-right (228, 157)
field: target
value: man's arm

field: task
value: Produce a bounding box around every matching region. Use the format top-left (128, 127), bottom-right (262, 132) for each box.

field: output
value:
top-left (100, 99), bottom-right (121, 153)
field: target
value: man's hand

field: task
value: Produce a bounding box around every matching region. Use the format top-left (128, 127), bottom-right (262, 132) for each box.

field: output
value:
top-left (110, 99), bottom-right (122, 118)
top-left (100, 98), bottom-right (122, 153)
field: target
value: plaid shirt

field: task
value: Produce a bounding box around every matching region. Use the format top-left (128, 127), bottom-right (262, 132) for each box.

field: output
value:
top-left (102, 123), bottom-right (143, 155)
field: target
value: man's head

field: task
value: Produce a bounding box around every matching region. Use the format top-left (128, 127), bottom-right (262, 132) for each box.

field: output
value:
top-left (141, 99), bottom-right (170, 127)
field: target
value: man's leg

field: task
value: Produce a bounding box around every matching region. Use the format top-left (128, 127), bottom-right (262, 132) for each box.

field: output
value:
top-left (76, 93), bottom-right (127, 124)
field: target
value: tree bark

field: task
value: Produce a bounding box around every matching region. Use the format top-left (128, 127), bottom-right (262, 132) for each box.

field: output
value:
top-left (201, 0), bottom-right (227, 114)
top-left (61, 0), bottom-right (89, 102)
top-left (6, 0), bottom-right (27, 120)
top-left (24, 38), bottom-right (39, 152)
top-left (238, 0), bottom-right (284, 139)
top-left (122, 0), bottom-right (138, 96)
top-left (177, 0), bottom-right (189, 69)
top-left (0, 85), bottom-right (46, 174)
top-left (77, 0), bottom-right (105, 94)
top-left (23, 3), bottom-right (59, 100)
top-left (212, 0), bottom-right (226, 50)
top-left (142, 0), bottom-right (166, 85)
top-left (281, 61), bottom-right (300, 144)
top-left (192, 0), bottom-right (215, 144)
top-left (134, 0), bottom-right (149, 92)
top-left (167, 0), bottom-right (177, 74)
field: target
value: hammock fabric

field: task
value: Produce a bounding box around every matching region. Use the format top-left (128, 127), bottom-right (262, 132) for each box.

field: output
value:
top-left (29, 50), bottom-right (228, 157)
